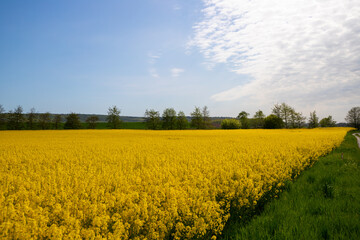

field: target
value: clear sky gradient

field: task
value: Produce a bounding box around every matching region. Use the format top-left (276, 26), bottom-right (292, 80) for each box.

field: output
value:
top-left (1, 0), bottom-right (359, 122)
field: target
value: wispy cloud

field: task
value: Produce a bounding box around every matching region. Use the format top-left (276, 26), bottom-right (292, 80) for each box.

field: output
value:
top-left (190, 0), bottom-right (360, 107)
top-left (171, 68), bottom-right (184, 77)
top-left (148, 52), bottom-right (161, 64)
top-left (173, 4), bottom-right (182, 11)
top-left (149, 68), bottom-right (159, 78)
top-left (148, 52), bottom-right (161, 78)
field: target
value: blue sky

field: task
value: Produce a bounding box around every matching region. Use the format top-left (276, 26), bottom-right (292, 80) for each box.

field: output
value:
top-left (1, 0), bottom-right (359, 122)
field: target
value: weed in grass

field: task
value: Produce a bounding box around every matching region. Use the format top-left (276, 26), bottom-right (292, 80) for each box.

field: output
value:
top-left (306, 174), bottom-right (316, 184)
top-left (320, 226), bottom-right (330, 240)
top-left (320, 176), bottom-right (336, 199)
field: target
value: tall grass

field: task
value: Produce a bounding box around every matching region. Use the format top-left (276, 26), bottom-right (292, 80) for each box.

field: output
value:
top-left (221, 130), bottom-right (360, 239)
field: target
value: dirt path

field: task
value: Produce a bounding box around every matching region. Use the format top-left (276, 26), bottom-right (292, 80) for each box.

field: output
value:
top-left (353, 133), bottom-right (360, 148)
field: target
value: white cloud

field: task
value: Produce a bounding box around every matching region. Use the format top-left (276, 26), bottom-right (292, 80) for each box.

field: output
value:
top-left (173, 4), bottom-right (182, 11)
top-left (149, 68), bottom-right (159, 78)
top-left (171, 68), bottom-right (185, 77)
top-left (148, 51), bottom-right (161, 77)
top-left (148, 52), bottom-right (161, 64)
top-left (190, 0), bottom-right (360, 110)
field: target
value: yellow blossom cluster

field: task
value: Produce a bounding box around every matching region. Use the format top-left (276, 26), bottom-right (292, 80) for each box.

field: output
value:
top-left (0, 128), bottom-right (351, 239)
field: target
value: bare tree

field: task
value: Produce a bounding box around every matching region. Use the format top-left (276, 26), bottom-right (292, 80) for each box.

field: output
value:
top-left (345, 107), bottom-right (360, 129)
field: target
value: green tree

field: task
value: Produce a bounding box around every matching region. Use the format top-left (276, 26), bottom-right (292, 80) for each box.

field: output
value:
top-left (308, 111), bottom-right (319, 128)
top-left (272, 103), bottom-right (293, 128)
top-left (7, 105), bottom-right (25, 130)
top-left (86, 115), bottom-right (99, 129)
top-left (289, 110), bottom-right (306, 128)
top-left (145, 109), bottom-right (161, 130)
top-left (253, 110), bottom-right (265, 128)
top-left (27, 108), bottom-right (37, 130)
top-left (320, 116), bottom-right (336, 127)
top-left (107, 106), bottom-right (122, 129)
top-left (39, 112), bottom-right (52, 130)
top-left (162, 108), bottom-right (177, 130)
top-left (202, 106), bottom-right (211, 129)
top-left (221, 119), bottom-right (241, 129)
top-left (272, 103), bottom-right (305, 128)
top-left (191, 107), bottom-right (203, 129)
top-left (0, 104), bottom-right (6, 130)
top-left (64, 113), bottom-right (82, 129)
top-left (345, 107), bottom-right (360, 129)
top-left (176, 111), bottom-right (188, 130)
top-left (53, 115), bottom-right (62, 129)
top-left (264, 114), bottom-right (284, 129)
top-left (237, 111), bottom-right (250, 129)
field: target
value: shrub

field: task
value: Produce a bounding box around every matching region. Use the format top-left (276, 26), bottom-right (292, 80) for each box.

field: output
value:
top-left (221, 119), bottom-right (241, 129)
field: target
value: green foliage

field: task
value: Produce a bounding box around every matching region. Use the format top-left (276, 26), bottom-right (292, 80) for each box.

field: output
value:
top-left (27, 108), bottom-right (37, 130)
top-left (202, 106), bottom-right (211, 129)
top-left (86, 115), bottom-right (99, 129)
top-left (177, 111), bottom-right (188, 130)
top-left (252, 110), bottom-right (265, 128)
top-left (308, 110), bottom-right (319, 128)
top-left (272, 103), bottom-right (306, 128)
top-left (162, 108), bottom-right (177, 130)
top-left (107, 106), bottom-right (122, 129)
top-left (237, 111), bottom-right (250, 129)
top-left (191, 106), bottom-right (203, 129)
top-left (221, 119), bottom-right (241, 129)
top-left (64, 113), bottom-right (82, 129)
top-left (264, 114), bottom-right (284, 129)
top-left (145, 109), bottom-right (161, 130)
top-left (320, 116), bottom-right (336, 127)
top-left (190, 106), bottom-right (211, 129)
top-left (345, 107), bottom-right (360, 129)
top-left (53, 115), bottom-right (62, 129)
top-left (39, 112), bottom-right (52, 130)
top-left (0, 104), bottom-right (7, 130)
top-left (121, 122), bottom-right (146, 129)
top-left (221, 130), bottom-right (360, 240)
top-left (7, 105), bottom-right (25, 130)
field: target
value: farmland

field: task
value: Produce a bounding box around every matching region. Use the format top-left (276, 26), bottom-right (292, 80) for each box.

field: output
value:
top-left (0, 128), bottom-right (352, 239)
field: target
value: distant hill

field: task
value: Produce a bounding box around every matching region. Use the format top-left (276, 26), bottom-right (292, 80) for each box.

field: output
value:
top-left (75, 114), bottom-right (145, 122)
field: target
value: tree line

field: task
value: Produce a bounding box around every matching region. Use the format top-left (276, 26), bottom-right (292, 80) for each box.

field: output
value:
top-left (0, 104), bottom-right (359, 130)
top-left (144, 106), bottom-right (212, 130)
top-left (0, 105), bottom-right (124, 130)
top-left (221, 103), bottom-right (359, 130)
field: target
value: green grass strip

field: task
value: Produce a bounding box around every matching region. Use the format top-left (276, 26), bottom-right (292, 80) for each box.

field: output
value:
top-left (221, 130), bottom-right (360, 240)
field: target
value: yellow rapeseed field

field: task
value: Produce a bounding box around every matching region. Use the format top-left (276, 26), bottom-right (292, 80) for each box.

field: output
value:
top-left (0, 128), bottom-right (352, 239)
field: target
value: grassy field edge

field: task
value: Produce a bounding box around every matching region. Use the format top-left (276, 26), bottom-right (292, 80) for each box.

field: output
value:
top-left (220, 130), bottom-right (360, 239)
